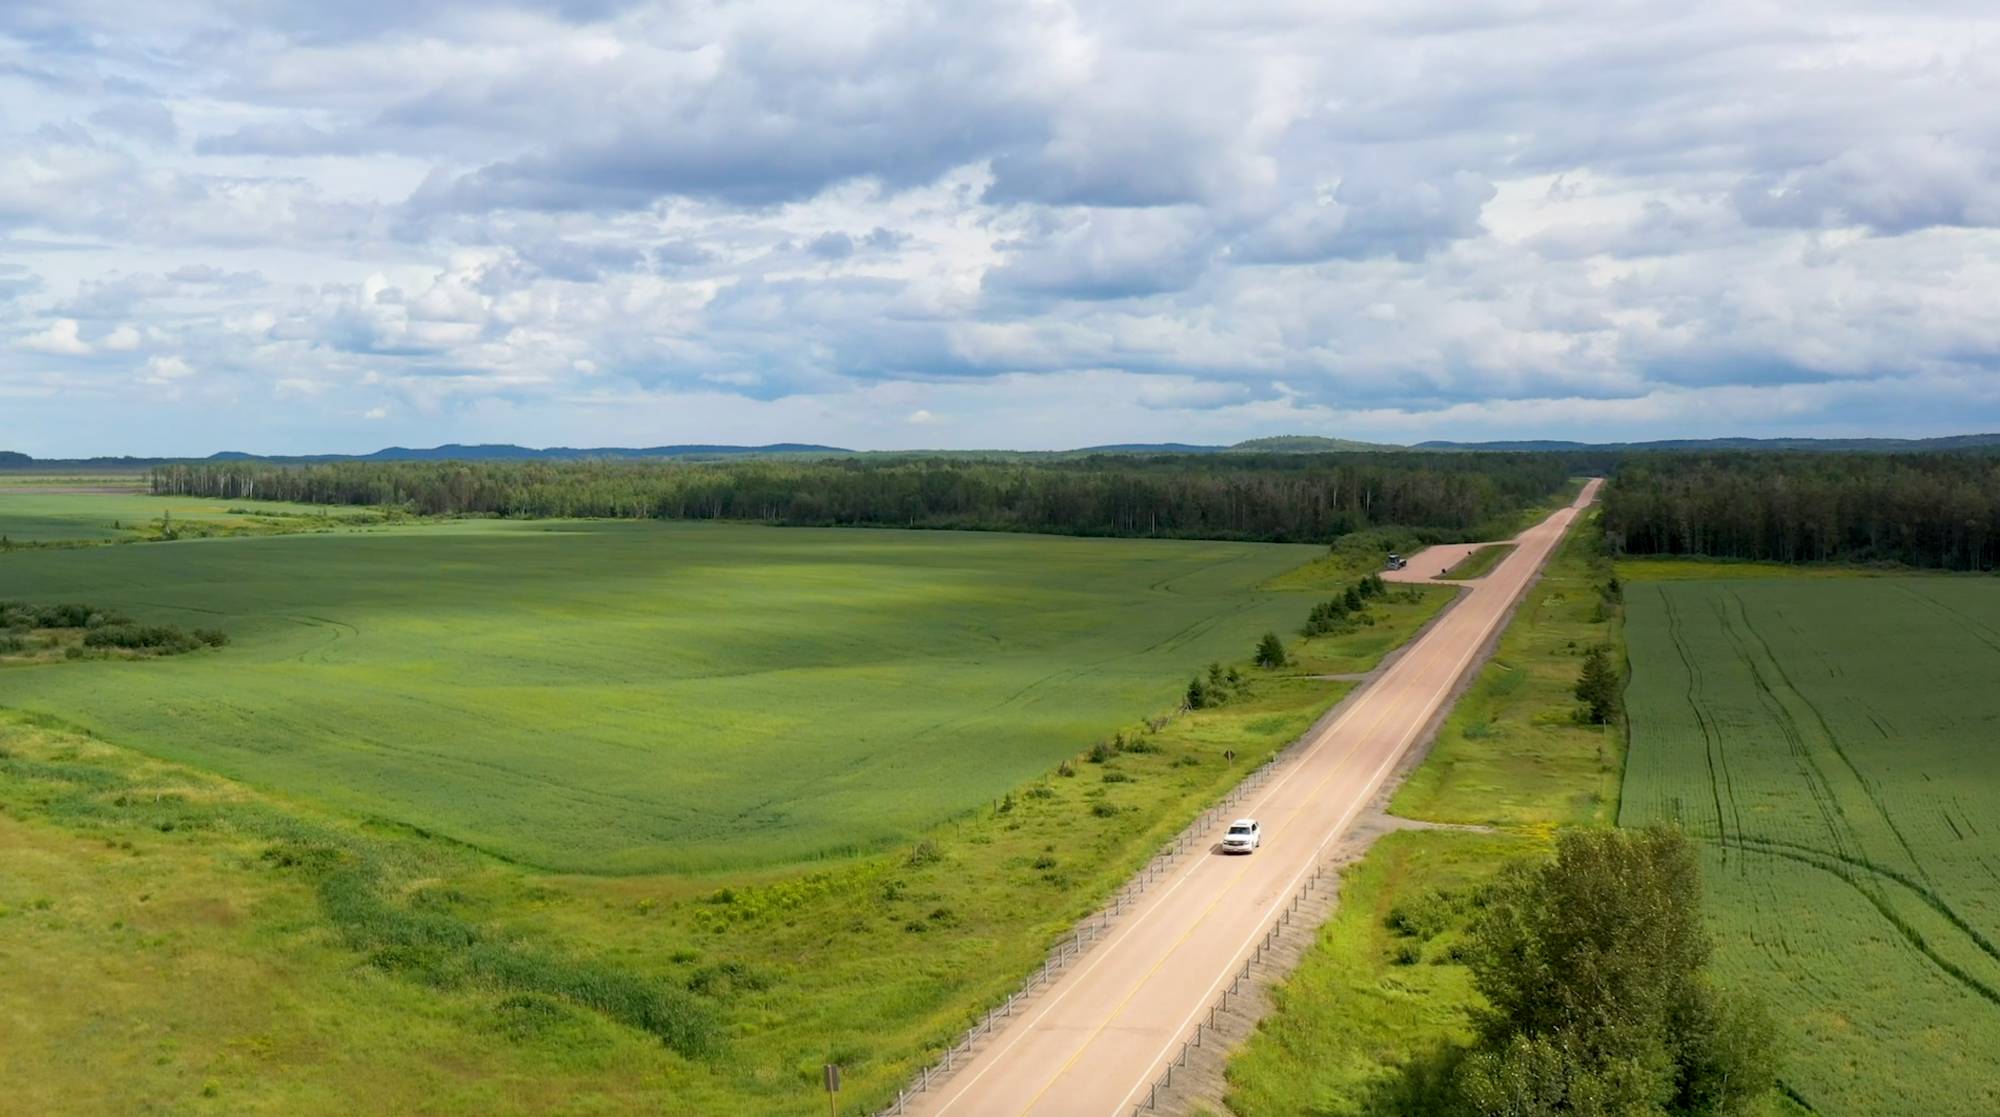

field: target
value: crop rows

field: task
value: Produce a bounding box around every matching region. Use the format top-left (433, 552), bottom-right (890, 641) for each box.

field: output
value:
top-left (1621, 578), bottom-right (2000, 1116)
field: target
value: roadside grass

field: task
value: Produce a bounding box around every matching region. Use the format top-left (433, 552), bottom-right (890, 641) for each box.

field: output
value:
top-left (0, 566), bottom-right (1448, 1115)
top-left (1388, 514), bottom-right (1622, 828)
top-left (1282, 586), bottom-right (1455, 677)
top-left (1436, 543), bottom-right (1515, 581)
top-left (1222, 829), bottom-right (1533, 1117)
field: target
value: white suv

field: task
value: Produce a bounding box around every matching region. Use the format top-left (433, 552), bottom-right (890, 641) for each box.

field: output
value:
top-left (1221, 818), bottom-right (1261, 854)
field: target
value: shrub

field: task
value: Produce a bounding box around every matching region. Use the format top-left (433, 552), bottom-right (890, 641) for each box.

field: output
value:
top-left (1056, 760), bottom-right (1076, 778)
top-left (1090, 801), bottom-right (1120, 818)
top-left (1101, 771), bottom-right (1133, 783)
top-left (1087, 740), bottom-right (1116, 764)
top-left (907, 839), bottom-right (943, 866)
top-left (83, 624), bottom-right (202, 653)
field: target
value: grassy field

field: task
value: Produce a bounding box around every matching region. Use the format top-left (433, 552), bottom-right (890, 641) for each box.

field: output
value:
top-left (0, 570), bottom-right (1450, 1115)
top-left (0, 520), bottom-right (1331, 873)
top-left (1620, 575), bottom-right (2000, 1116)
top-left (1438, 543), bottom-right (1516, 580)
top-left (0, 483), bottom-right (382, 544)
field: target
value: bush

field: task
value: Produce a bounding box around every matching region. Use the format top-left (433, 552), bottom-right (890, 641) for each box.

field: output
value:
top-left (1087, 740), bottom-right (1116, 764)
top-left (1090, 801), bottom-right (1120, 818)
top-left (83, 624), bottom-right (203, 653)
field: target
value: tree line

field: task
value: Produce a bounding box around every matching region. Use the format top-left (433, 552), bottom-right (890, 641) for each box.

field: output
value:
top-left (1602, 452), bottom-right (2000, 570)
top-left (148, 453), bottom-right (1575, 544)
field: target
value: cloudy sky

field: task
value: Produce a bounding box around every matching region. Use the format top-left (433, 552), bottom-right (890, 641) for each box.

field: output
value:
top-left (4, 1), bottom-right (1999, 455)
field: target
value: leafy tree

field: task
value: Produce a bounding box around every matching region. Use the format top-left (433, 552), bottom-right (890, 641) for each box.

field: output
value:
top-left (1575, 645), bottom-right (1620, 724)
top-left (1255, 632), bottom-right (1287, 668)
top-left (1453, 827), bottom-right (1777, 1117)
top-left (1343, 585), bottom-right (1364, 612)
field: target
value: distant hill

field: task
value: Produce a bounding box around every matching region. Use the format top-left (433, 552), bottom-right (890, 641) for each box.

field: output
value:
top-left (1229, 435), bottom-right (1400, 453)
top-left (1071, 443), bottom-right (1227, 454)
top-left (1418, 434), bottom-right (2000, 453)
top-left (11, 433), bottom-right (2000, 470)
top-left (206, 443), bottom-right (854, 464)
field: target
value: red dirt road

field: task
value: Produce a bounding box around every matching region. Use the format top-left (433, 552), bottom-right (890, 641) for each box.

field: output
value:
top-left (909, 478), bottom-right (1601, 1117)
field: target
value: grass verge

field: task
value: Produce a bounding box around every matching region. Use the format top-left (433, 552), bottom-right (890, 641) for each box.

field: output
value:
top-left (1437, 543), bottom-right (1515, 581)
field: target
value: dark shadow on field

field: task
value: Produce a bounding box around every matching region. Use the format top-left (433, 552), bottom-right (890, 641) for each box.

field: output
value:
top-left (1348, 1040), bottom-right (1467, 1116)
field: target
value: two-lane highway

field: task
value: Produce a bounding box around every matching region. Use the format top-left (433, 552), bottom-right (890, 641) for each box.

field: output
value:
top-left (913, 478), bottom-right (1601, 1117)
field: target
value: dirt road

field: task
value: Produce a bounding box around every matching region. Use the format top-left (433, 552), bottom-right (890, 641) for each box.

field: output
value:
top-left (909, 478), bottom-right (1601, 1117)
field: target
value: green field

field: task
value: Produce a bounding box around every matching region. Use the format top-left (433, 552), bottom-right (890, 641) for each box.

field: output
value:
top-left (0, 519), bottom-right (1320, 872)
top-left (0, 500), bottom-right (1455, 1115)
top-left (0, 484), bottom-right (364, 543)
top-left (1621, 577), bottom-right (2000, 1115)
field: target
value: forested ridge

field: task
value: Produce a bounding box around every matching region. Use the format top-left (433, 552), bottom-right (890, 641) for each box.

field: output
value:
top-left (1603, 453), bottom-right (2000, 569)
top-left (148, 453), bottom-right (1573, 543)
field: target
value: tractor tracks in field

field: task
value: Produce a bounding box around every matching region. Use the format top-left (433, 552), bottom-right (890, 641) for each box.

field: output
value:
top-left (1702, 589), bottom-right (2000, 1004)
top-left (1718, 833), bottom-right (2000, 1010)
top-left (1726, 591), bottom-right (1935, 891)
top-left (1660, 589), bottom-right (1736, 849)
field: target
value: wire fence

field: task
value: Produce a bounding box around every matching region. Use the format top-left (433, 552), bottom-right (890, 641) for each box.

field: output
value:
top-left (1131, 858), bottom-right (1330, 1114)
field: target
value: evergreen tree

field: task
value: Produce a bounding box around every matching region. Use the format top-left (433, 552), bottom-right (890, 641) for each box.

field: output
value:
top-left (1255, 632), bottom-right (1287, 668)
top-left (1575, 645), bottom-right (1620, 724)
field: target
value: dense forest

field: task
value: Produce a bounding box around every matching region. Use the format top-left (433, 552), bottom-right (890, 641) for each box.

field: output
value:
top-left (1603, 453), bottom-right (2000, 569)
top-left (148, 453), bottom-right (1575, 544)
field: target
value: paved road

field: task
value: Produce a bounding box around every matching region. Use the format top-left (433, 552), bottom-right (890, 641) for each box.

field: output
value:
top-left (1381, 539), bottom-right (1489, 583)
top-left (911, 479), bottom-right (1601, 1117)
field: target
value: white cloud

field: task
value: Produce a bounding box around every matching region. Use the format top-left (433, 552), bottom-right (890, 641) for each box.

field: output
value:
top-left (18, 319), bottom-right (92, 356)
top-left (140, 355), bottom-right (193, 383)
top-left (1, 1), bottom-right (1999, 454)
